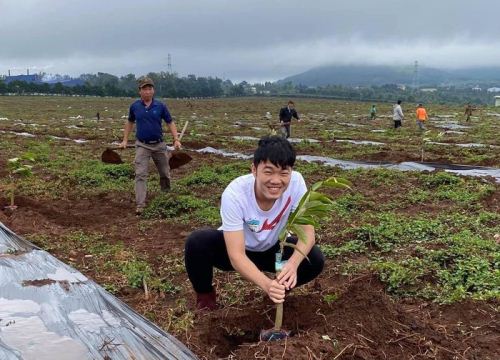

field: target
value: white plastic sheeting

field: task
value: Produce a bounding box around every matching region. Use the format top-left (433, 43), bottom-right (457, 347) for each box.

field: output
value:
top-left (195, 147), bottom-right (500, 183)
top-left (0, 223), bottom-right (198, 360)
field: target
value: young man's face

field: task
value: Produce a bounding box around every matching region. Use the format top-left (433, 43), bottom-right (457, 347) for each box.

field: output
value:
top-left (139, 85), bottom-right (154, 101)
top-left (252, 161), bottom-right (292, 201)
top-left (288, 103), bottom-right (294, 110)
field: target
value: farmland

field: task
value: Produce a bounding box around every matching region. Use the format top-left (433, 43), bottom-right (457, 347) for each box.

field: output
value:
top-left (0, 96), bottom-right (499, 359)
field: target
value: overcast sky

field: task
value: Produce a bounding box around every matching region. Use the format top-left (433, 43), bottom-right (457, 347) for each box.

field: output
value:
top-left (1, 0), bottom-right (499, 82)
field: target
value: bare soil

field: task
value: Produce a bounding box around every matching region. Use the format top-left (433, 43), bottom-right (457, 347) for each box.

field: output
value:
top-left (1, 95), bottom-right (499, 359)
top-left (1, 174), bottom-right (498, 359)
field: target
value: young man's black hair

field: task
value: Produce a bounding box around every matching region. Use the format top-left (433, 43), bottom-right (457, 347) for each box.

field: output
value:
top-left (253, 135), bottom-right (296, 169)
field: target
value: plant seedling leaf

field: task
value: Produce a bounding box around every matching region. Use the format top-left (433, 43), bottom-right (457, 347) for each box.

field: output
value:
top-left (289, 223), bottom-right (309, 245)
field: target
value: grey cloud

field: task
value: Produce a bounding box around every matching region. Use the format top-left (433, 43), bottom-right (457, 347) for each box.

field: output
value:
top-left (1, 0), bottom-right (499, 81)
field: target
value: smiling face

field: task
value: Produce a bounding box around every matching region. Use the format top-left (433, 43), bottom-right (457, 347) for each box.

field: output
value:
top-left (252, 161), bottom-right (292, 209)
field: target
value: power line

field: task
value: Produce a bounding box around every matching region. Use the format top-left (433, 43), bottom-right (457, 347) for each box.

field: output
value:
top-left (412, 60), bottom-right (419, 90)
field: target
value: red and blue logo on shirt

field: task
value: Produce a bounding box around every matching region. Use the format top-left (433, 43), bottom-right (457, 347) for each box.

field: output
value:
top-left (245, 196), bottom-right (291, 233)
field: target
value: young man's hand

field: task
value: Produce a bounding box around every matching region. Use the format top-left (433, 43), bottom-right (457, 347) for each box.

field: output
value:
top-left (266, 279), bottom-right (286, 303)
top-left (277, 261), bottom-right (298, 290)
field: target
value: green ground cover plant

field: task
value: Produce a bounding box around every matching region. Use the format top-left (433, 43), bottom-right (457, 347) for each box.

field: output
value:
top-left (70, 161), bottom-right (134, 188)
top-left (1, 96), bottom-right (498, 359)
top-left (178, 162), bottom-right (249, 189)
top-left (354, 213), bottom-right (445, 252)
top-left (320, 240), bottom-right (366, 258)
top-left (142, 193), bottom-right (220, 226)
top-left (373, 230), bottom-right (499, 303)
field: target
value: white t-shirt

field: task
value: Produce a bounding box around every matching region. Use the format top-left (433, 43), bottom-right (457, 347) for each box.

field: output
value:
top-left (219, 171), bottom-right (307, 251)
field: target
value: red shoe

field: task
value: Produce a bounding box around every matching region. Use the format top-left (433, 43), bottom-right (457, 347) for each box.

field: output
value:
top-left (196, 290), bottom-right (217, 311)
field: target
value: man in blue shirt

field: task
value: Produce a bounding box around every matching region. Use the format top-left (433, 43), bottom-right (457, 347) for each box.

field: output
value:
top-left (119, 76), bottom-right (181, 215)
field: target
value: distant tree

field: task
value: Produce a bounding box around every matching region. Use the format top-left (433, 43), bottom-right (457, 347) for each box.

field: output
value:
top-left (0, 80), bottom-right (7, 94)
top-left (52, 82), bottom-right (65, 94)
top-left (119, 74), bottom-right (137, 95)
top-left (229, 83), bottom-right (245, 96)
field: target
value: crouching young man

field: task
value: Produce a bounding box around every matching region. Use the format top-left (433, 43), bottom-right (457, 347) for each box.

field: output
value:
top-left (184, 136), bottom-right (325, 310)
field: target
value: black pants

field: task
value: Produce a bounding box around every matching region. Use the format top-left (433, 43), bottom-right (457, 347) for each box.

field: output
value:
top-left (394, 120), bottom-right (402, 128)
top-left (281, 123), bottom-right (291, 138)
top-left (184, 229), bottom-right (325, 293)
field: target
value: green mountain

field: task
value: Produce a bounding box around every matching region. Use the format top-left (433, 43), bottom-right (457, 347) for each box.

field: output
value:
top-left (279, 65), bottom-right (500, 87)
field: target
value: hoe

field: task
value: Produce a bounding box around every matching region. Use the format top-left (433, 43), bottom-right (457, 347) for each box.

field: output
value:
top-left (101, 121), bottom-right (192, 170)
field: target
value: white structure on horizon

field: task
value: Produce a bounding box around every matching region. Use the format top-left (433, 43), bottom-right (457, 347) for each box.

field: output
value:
top-left (487, 87), bottom-right (500, 93)
top-left (495, 96), bottom-right (500, 107)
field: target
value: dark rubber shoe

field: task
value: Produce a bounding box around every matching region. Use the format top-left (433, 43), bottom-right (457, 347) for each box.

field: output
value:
top-left (196, 290), bottom-right (217, 311)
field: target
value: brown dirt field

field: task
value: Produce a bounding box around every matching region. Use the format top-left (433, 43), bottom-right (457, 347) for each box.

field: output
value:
top-left (0, 125), bottom-right (498, 359)
top-left (187, 275), bottom-right (499, 359)
top-left (1, 189), bottom-right (498, 359)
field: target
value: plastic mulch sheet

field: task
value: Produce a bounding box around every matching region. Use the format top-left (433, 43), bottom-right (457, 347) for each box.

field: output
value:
top-left (0, 222), bottom-right (198, 360)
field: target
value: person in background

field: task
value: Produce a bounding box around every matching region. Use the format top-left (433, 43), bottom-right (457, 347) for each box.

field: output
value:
top-left (393, 100), bottom-right (404, 129)
top-left (279, 100), bottom-right (300, 138)
top-left (464, 103), bottom-right (476, 122)
top-left (415, 104), bottom-right (428, 130)
top-left (119, 76), bottom-right (181, 215)
top-left (370, 104), bottom-right (377, 120)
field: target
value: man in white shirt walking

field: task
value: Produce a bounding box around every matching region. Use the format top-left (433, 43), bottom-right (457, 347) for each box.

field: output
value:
top-left (393, 99), bottom-right (404, 129)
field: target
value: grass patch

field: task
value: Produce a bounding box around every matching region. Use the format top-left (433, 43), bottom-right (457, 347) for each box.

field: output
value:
top-left (373, 230), bottom-right (500, 303)
top-left (69, 161), bottom-right (134, 189)
top-left (178, 162), bottom-right (249, 188)
top-left (142, 193), bottom-right (220, 226)
top-left (354, 213), bottom-right (445, 252)
top-left (143, 193), bottom-right (210, 218)
top-left (320, 240), bottom-right (366, 258)
top-left (332, 193), bottom-right (371, 217)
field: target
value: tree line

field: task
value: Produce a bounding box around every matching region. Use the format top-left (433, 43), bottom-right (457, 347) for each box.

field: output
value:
top-left (0, 72), bottom-right (497, 104)
top-left (0, 72), bottom-right (234, 98)
top-left (285, 83), bottom-right (496, 105)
